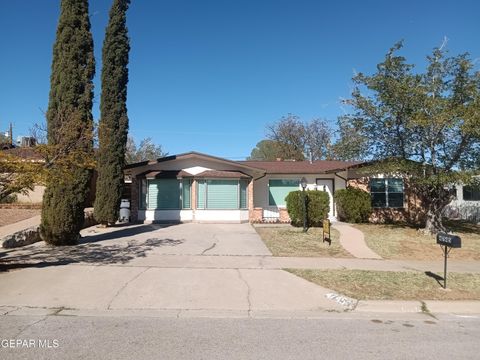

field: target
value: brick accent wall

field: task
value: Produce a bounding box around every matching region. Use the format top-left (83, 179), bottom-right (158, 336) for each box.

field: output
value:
top-left (248, 180), bottom-right (254, 221)
top-left (279, 208), bottom-right (291, 223)
top-left (347, 177), bottom-right (425, 225)
top-left (250, 207), bottom-right (263, 223)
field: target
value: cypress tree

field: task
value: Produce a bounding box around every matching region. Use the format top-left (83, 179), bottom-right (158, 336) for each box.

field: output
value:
top-left (40, 0), bottom-right (95, 245)
top-left (94, 0), bottom-right (130, 225)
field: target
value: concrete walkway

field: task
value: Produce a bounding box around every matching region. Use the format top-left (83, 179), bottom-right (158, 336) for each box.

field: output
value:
top-left (333, 221), bottom-right (382, 259)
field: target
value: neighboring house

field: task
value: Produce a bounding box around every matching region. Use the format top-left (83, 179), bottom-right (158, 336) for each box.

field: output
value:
top-left (0, 147), bottom-right (97, 206)
top-left (1, 147), bottom-right (45, 204)
top-left (124, 151), bottom-right (359, 223)
top-left (444, 179), bottom-right (480, 223)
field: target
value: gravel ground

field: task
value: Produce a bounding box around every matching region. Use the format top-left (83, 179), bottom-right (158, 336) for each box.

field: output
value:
top-left (0, 209), bottom-right (41, 227)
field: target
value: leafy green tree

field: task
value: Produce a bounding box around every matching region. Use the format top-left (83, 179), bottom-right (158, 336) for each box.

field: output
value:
top-left (331, 115), bottom-right (368, 161)
top-left (0, 152), bottom-right (42, 203)
top-left (247, 139), bottom-right (286, 160)
top-left (266, 114), bottom-right (333, 161)
top-left (125, 136), bottom-right (167, 164)
top-left (94, 0), bottom-right (131, 225)
top-left (40, 0), bottom-right (95, 245)
top-left (343, 41), bottom-right (480, 233)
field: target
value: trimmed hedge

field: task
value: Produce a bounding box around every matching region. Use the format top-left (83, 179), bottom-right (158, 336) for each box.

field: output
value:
top-left (334, 187), bottom-right (372, 223)
top-left (285, 190), bottom-right (329, 227)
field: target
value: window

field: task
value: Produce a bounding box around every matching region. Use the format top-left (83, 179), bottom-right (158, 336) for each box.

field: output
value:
top-left (370, 178), bottom-right (404, 208)
top-left (182, 179), bottom-right (192, 209)
top-left (148, 179), bottom-right (181, 209)
top-left (463, 186), bottom-right (480, 201)
top-left (196, 179), bottom-right (248, 210)
top-left (268, 179), bottom-right (299, 206)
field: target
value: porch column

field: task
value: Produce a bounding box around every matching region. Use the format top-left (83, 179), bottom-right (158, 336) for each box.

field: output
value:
top-left (191, 178), bottom-right (197, 221)
top-left (130, 177), bottom-right (139, 222)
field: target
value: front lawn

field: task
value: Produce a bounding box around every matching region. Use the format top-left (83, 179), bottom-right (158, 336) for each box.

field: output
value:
top-left (255, 226), bottom-right (352, 258)
top-left (353, 221), bottom-right (480, 260)
top-left (287, 269), bottom-right (480, 300)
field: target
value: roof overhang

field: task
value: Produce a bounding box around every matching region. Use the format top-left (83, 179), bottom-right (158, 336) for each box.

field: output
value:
top-left (124, 151), bottom-right (266, 175)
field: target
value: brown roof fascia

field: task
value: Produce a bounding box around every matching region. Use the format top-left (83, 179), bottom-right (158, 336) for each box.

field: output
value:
top-left (195, 170), bottom-right (251, 179)
top-left (125, 151), bottom-right (265, 173)
top-left (139, 170), bottom-right (192, 179)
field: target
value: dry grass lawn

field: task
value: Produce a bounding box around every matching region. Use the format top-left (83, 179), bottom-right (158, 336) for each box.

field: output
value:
top-left (0, 209), bottom-right (41, 227)
top-left (354, 221), bottom-right (480, 261)
top-left (288, 269), bottom-right (480, 300)
top-left (255, 226), bottom-right (353, 258)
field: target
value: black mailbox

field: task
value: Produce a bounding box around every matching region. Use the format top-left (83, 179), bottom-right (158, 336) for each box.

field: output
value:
top-left (436, 233), bottom-right (461, 248)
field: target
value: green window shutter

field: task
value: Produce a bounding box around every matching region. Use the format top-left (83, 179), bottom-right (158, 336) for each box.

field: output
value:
top-left (148, 179), bottom-right (180, 209)
top-left (197, 180), bottom-right (206, 209)
top-left (207, 180), bottom-right (238, 209)
top-left (182, 179), bottom-right (191, 209)
top-left (240, 180), bottom-right (248, 209)
top-left (268, 179), bottom-right (299, 206)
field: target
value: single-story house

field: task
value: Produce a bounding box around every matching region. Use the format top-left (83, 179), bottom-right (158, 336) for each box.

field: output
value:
top-left (124, 151), bottom-right (432, 224)
top-left (444, 178), bottom-right (480, 223)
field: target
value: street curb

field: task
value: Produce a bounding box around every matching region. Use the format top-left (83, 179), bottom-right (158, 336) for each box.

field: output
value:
top-left (353, 300), bottom-right (480, 314)
top-left (2, 303), bottom-right (480, 319)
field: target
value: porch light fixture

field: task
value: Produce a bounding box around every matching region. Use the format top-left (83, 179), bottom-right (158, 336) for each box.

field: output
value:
top-left (300, 177), bottom-right (307, 232)
top-left (300, 177), bottom-right (308, 190)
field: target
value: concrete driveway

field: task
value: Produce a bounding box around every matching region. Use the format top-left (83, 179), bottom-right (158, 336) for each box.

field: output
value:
top-left (0, 222), bottom-right (344, 316)
top-left (78, 222), bottom-right (273, 257)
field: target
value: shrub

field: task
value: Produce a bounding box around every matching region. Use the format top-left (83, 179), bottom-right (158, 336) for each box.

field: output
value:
top-left (285, 190), bottom-right (329, 227)
top-left (0, 194), bottom-right (18, 204)
top-left (334, 187), bottom-right (372, 223)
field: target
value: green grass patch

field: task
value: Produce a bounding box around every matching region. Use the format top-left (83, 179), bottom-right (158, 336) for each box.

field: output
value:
top-left (287, 269), bottom-right (480, 300)
top-left (255, 226), bottom-right (352, 258)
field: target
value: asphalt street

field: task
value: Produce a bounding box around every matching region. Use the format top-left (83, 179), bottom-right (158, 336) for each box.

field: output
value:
top-left (1, 313), bottom-right (479, 360)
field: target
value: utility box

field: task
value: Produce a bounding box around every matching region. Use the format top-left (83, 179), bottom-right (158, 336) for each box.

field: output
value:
top-left (119, 199), bottom-right (130, 223)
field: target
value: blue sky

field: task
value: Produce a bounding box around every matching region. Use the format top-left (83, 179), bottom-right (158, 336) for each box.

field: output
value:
top-left (1, 0), bottom-right (479, 159)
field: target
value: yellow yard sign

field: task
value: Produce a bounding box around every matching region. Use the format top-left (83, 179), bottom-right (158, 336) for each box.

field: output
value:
top-left (323, 219), bottom-right (331, 245)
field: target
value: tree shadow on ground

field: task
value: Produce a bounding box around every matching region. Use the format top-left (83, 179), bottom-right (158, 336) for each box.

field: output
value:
top-left (442, 219), bottom-right (480, 234)
top-left (0, 223), bottom-right (184, 272)
top-left (79, 223), bottom-right (175, 244)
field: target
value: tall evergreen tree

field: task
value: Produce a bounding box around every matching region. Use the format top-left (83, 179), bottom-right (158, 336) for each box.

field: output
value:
top-left (94, 0), bottom-right (130, 225)
top-left (40, 0), bottom-right (95, 245)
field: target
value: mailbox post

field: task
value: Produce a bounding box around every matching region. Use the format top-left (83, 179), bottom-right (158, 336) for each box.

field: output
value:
top-left (436, 233), bottom-right (461, 289)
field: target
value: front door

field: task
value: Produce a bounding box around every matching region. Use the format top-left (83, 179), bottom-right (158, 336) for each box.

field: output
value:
top-left (316, 179), bottom-right (334, 218)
